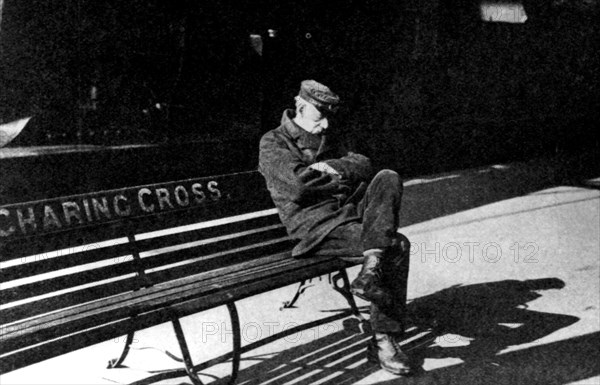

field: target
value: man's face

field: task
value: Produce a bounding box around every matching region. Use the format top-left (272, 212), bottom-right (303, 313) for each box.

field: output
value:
top-left (299, 101), bottom-right (329, 135)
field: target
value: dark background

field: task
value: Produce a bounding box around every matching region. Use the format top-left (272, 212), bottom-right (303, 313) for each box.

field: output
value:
top-left (0, 0), bottom-right (598, 201)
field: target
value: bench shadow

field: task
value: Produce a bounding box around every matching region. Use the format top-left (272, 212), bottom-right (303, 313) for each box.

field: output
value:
top-left (203, 277), bottom-right (590, 385)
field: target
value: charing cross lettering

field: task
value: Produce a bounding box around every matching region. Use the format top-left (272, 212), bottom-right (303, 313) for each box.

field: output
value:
top-left (0, 181), bottom-right (223, 238)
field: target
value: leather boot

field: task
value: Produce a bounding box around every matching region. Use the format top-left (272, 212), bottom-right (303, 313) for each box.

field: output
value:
top-left (367, 333), bottom-right (413, 375)
top-left (350, 253), bottom-right (392, 307)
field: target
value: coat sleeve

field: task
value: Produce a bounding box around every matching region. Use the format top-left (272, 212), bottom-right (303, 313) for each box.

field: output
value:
top-left (323, 152), bottom-right (373, 185)
top-left (259, 132), bottom-right (350, 204)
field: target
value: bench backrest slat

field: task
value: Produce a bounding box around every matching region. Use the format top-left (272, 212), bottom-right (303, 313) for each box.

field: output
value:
top-left (133, 213), bottom-right (281, 253)
top-left (2, 241), bottom-right (133, 282)
top-left (139, 227), bottom-right (290, 275)
top-left (0, 171), bottom-right (291, 328)
top-left (1, 261), bottom-right (140, 305)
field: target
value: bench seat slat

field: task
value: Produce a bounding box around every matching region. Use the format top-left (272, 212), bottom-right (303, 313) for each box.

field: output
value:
top-left (1, 246), bottom-right (296, 334)
top-left (0, 257), bottom-right (350, 374)
top-left (0, 277), bottom-right (141, 326)
top-left (0, 252), bottom-right (298, 346)
top-left (0, 254), bottom-right (346, 358)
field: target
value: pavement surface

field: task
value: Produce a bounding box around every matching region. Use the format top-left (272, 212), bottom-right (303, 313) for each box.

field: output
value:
top-left (2, 153), bottom-right (599, 385)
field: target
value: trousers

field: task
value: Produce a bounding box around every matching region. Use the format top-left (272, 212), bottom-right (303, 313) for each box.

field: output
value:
top-left (312, 170), bottom-right (410, 334)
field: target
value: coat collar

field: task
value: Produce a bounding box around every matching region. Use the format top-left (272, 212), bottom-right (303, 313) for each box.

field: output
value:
top-left (279, 109), bottom-right (333, 158)
top-left (280, 109), bottom-right (303, 140)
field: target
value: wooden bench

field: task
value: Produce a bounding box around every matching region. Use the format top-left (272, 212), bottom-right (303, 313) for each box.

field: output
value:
top-left (0, 171), bottom-right (365, 384)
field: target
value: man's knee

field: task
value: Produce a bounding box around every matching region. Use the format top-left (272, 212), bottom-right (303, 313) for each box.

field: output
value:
top-left (373, 169), bottom-right (403, 192)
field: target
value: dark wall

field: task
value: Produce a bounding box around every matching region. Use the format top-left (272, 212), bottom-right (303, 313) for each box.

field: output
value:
top-left (1, 1), bottom-right (263, 144)
top-left (345, 0), bottom-right (599, 174)
top-left (232, 0), bottom-right (600, 175)
top-left (1, 0), bottom-right (598, 196)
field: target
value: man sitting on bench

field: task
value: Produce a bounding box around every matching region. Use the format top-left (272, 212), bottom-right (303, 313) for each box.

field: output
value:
top-left (258, 79), bottom-right (414, 375)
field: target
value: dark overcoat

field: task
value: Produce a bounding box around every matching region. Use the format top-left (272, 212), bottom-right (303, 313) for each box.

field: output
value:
top-left (258, 109), bottom-right (373, 256)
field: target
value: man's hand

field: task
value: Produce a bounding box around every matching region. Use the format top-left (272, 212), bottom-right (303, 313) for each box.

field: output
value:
top-left (308, 162), bottom-right (341, 176)
top-left (294, 165), bottom-right (350, 204)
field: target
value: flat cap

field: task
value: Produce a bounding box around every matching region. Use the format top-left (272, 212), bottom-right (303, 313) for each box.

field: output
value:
top-left (298, 80), bottom-right (340, 113)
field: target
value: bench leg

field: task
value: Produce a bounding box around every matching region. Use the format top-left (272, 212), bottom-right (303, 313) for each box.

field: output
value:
top-left (170, 304), bottom-right (241, 385)
top-left (331, 269), bottom-right (368, 331)
top-left (107, 325), bottom-right (187, 369)
top-left (226, 302), bottom-right (241, 385)
top-left (107, 331), bottom-right (136, 368)
top-left (171, 316), bottom-right (205, 385)
top-left (281, 279), bottom-right (314, 309)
